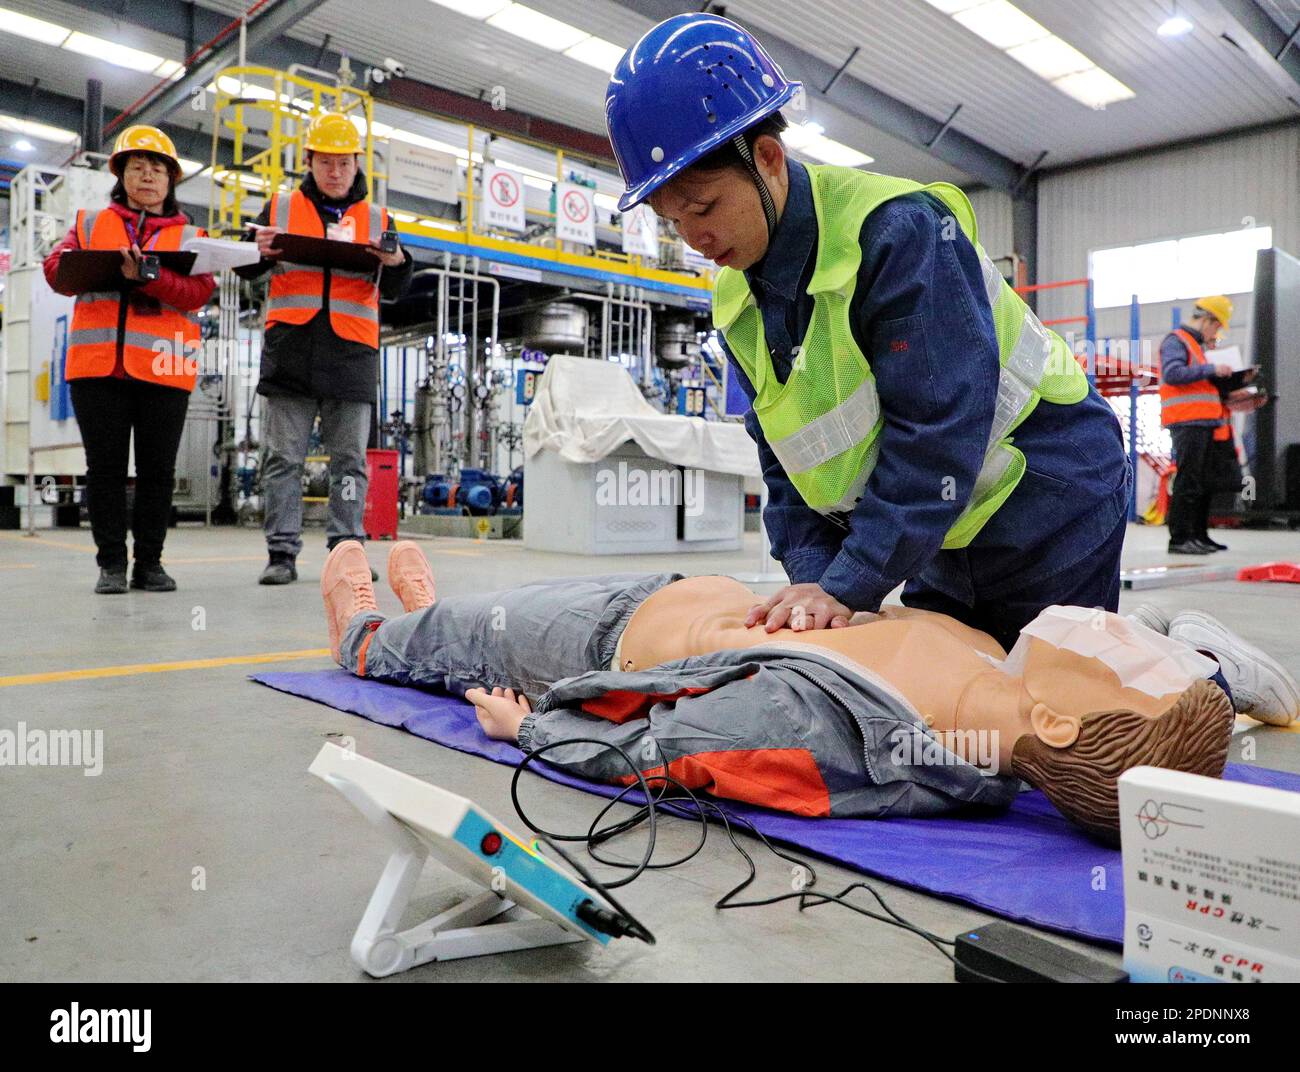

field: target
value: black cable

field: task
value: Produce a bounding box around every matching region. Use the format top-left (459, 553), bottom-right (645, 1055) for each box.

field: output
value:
top-left (511, 735), bottom-right (1001, 977)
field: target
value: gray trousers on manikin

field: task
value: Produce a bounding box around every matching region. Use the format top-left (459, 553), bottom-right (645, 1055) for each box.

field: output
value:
top-left (262, 395), bottom-right (370, 557)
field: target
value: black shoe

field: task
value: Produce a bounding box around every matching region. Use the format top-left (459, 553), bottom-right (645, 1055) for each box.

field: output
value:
top-left (259, 552), bottom-right (298, 585)
top-left (1168, 540), bottom-right (1211, 555)
top-left (131, 562), bottom-right (177, 591)
top-left (1199, 536), bottom-right (1229, 551)
top-left (94, 567), bottom-right (129, 594)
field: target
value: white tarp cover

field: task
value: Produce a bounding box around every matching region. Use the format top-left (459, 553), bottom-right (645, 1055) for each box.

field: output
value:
top-left (523, 355), bottom-right (760, 478)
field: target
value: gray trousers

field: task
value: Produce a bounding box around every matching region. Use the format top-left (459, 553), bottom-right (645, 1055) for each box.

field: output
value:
top-left (340, 572), bottom-right (683, 700)
top-left (262, 395), bottom-right (371, 557)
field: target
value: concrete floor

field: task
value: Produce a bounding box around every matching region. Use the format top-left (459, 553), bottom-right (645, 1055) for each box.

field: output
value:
top-left (1, 519), bottom-right (1297, 982)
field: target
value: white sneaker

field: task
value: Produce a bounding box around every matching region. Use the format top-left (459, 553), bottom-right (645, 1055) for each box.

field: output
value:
top-left (1168, 611), bottom-right (1300, 726)
top-left (1127, 603), bottom-right (1171, 635)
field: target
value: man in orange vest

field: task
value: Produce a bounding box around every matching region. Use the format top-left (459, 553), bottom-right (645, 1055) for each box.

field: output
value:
top-left (238, 112), bottom-right (412, 585)
top-left (1159, 295), bottom-right (1253, 554)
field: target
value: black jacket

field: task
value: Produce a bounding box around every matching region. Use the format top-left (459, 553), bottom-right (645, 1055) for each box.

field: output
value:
top-left (239, 172), bottom-right (414, 402)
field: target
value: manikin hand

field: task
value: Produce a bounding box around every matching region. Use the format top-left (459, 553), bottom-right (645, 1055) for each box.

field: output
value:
top-left (467, 685), bottom-right (531, 740)
top-left (745, 582), bottom-right (854, 632)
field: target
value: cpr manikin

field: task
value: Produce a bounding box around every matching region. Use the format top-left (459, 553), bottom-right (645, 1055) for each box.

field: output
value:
top-left (322, 545), bottom-right (1240, 841)
top-left (601, 575), bottom-right (1232, 836)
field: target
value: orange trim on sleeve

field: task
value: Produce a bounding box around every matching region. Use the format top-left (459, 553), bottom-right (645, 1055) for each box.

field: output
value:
top-left (617, 748), bottom-right (831, 817)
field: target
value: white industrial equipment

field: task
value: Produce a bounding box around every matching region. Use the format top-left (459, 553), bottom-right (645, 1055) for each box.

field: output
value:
top-left (522, 354), bottom-right (758, 554)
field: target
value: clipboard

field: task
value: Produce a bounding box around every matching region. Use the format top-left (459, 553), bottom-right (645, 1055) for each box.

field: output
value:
top-left (55, 249), bottom-right (198, 293)
top-left (269, 232), bottom-right (381, 272)
top-left (1216, 367), bottom-right (1261, 394)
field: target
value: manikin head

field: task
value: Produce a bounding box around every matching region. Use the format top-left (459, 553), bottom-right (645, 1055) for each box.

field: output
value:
top-left (647, 114), bottom-right (791, 272)
top-left (1007, 637), bottom-right (1234, 842)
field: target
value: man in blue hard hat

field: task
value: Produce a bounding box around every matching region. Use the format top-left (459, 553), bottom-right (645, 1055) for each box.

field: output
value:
top-left (605, 13), bottom-right (1132, 652)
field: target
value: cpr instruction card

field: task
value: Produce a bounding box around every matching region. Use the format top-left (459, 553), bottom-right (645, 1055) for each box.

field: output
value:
top-left (1120, 766), bottom-right (1300, 983)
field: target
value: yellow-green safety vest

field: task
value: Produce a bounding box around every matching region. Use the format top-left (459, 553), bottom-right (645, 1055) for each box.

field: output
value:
top-left (712, 163), bottom-right (1090, 549)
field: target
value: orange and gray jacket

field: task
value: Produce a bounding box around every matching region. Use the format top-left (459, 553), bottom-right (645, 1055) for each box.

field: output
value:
top-left (518, 645), bottom-right (1022, 820)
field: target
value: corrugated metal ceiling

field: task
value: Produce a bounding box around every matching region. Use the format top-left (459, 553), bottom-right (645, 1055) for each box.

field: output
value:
top-left (3, 0), bottom-right (1297, 181)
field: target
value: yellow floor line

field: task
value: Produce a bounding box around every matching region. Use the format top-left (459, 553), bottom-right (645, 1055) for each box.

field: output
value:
top-left (161, 555), bottom-right (272, 564)
top-left (0, 648), bottom-right (332, 688)
top-left (1235, 713), bottom-right (1300, 733)
top-left (0, 533), bottom-right (95, 553)
top-left (0, 563), bottom-right (36, 570)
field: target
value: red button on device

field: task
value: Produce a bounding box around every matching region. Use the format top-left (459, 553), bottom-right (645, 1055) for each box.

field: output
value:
top-left (480, 832), bottom-right (503, 855)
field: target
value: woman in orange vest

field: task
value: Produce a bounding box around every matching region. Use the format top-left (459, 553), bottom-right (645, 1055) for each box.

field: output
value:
top-left (1158, 295), bottom-right (1255, 555)
top-left (43, 126), bottom-right (216, 594)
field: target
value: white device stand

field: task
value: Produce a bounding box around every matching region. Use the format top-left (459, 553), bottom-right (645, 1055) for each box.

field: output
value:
top-left (324, 772), bottom-right (585, 977)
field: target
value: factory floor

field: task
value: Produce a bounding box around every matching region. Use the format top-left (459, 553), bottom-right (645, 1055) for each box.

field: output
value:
top-left (2, 519), bottom-right (1298, 983)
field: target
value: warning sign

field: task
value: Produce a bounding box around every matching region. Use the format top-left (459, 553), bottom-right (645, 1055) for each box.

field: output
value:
top-left (481, 164), bottom-right (526, 232)
top-left (620, 202), bottom-right (659, 258)
top-left (556, 181), bottom-right (595, 246)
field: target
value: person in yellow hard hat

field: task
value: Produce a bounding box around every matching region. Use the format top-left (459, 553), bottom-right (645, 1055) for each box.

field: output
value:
top-left (237, 111), bottom-right (413, 586)
top-left (1158, 295), bottom-right (1256, 554)
top-left (43, 124), bottom-right (216, 593)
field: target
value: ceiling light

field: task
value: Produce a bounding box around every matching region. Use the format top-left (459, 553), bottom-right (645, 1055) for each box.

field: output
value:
top-left (800, 134), bottom-right (873, 168)
top-left (390, 128), bottom-right (482, 163)
top-left (12, 138), bottom-right (35, 152)
top-left (922, 0), bottom-right (983, 12)
top-left (1052, 67), bottom-right (1136, 108)
top-left (154, 59), bottom-right (185, 80)
top-left (0, 9), bottom-right (71, 46)
top-left (563, 36), bottom-right (626, 73)
top-left (1005, 36), bottom-right (1093, 80)
top-left (486, 4), bottom-right (589, 51)
top-left (781, 121), bottom-right (824, 150)
top-left (62, 32), bottom-right (169, 73)
top-left (952, 1), bottom-right (1049, 50)
top-left (1157, 15), bottom-right (1194, 37)
top-left (0, 114), bottom-right (79, 144)
top-left (929, 0), bottom-right (1135, 108)
top-left (427, 0), bottom-right (511, 17)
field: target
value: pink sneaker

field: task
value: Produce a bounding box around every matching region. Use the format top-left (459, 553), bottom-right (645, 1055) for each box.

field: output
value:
top-left (321, 541), bottom-right (380, 665)
top-left (387, 540), bottom-right (436, 612)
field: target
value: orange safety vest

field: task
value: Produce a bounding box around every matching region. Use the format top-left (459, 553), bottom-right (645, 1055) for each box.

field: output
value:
top-left (1159, 328), bottom-right (1231, 442)
top-left (266, 190), bottom-right (387, 348)
top-left (66, 209), bottom-right (203, 391)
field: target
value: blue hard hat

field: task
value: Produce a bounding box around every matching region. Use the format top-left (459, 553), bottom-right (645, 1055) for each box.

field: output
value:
top-left (606, 13), bottom-right (801, 212)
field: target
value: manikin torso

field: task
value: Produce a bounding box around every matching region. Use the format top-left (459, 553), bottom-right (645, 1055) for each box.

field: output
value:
top-left (617, 576), bottom-right (1189, 770)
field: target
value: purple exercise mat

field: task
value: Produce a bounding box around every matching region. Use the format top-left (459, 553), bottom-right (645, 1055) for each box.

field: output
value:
top-left (252, 668), bottom-right (1300, 946)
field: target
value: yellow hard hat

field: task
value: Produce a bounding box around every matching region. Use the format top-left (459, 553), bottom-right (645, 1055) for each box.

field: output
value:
top-left (304, 112), bottom-right (361, 155)
top-left (1194, 295), bottom-right (1234, 329)
top-left (109, 125), bottom-right (181, 178)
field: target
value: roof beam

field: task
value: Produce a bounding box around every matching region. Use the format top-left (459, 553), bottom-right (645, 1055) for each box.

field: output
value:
top-left (0, 76), bottom-right (236, 170)
top-left (1204, 0), bottom-right (1300, 98)
top-left (48, 0), bottom-right (618, 162)
top-left (605, 0), bottom-right (1024, 191)
top-left (123, 0), bottom-right (331, 129)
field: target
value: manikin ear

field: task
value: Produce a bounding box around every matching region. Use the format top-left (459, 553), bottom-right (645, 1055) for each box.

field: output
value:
top-left (1029, 702), bottom-right (1080, 750)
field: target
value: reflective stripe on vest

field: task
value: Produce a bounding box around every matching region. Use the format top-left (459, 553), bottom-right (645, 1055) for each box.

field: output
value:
top-left (713, 164), bottom-right (1089, 548)
top-left (1159, 328), bottom-right (1231, 438)
top-left (266, 190), bottom-right (384, 347)
top-left (67, 208), bottom-right (201, 390)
